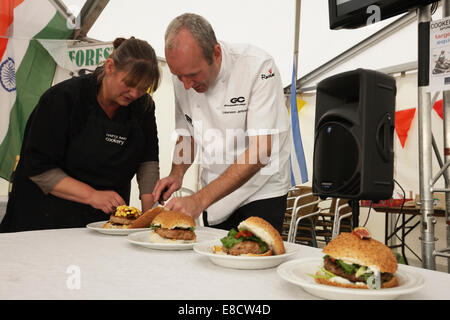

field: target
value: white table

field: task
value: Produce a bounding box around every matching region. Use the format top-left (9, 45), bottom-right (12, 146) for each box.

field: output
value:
top-left (0, 227), bottom-right (449, 300)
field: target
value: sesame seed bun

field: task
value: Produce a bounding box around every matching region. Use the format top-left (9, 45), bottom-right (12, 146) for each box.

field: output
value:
top-left (237, 216), bottom-right (286, 255)
top-left (314, 272), bottom-right (399, 289)
top-left (323, 232), bottom-right (398, 273)
top-left (152, 210), bottom-right (196, 229)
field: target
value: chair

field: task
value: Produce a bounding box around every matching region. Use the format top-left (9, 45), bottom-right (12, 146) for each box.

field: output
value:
top-left (172, 187), bottom-right (195, 198)
top-left (315, 197), bottom-right (353, 244)
top-left (282, 186), bottom-right (322, 247)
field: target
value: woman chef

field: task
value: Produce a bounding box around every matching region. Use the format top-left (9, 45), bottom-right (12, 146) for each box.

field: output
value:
top-left (0, 37), bottom-right (160, 232)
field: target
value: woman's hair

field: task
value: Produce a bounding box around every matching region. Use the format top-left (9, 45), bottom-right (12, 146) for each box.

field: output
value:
top-left (165, 13), bottom-right (218, 65)
top-left (95, 37), bottom-right (160, 94)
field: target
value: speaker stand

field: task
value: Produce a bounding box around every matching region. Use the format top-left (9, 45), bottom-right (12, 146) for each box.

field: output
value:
top-left (350, 199), bottom-right (359, 228)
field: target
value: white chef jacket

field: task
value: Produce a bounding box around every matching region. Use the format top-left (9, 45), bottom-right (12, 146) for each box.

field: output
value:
top-left (173, 41), bottom-right (291, 225)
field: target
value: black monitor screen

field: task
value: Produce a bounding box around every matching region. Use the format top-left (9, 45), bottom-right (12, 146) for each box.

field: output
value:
top-left (336, 0), bottom-right (377, 17)
top-left (329, 0), bottom-right (437, 29)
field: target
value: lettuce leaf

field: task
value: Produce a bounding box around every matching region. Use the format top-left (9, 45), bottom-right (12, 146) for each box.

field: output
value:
top-left (220, 228), bottom-right (268, 253)
top-left (336, 259), bottom-right (359, 274)
top-left (220, 229), bottom-right (242, 249)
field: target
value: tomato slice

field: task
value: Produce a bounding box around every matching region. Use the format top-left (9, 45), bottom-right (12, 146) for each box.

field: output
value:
top-left (352, 227), bottom-right (371, 240)
top-left (234, 230), bottom-right (253, 239)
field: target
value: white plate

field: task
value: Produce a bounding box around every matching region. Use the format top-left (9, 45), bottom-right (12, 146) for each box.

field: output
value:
top-left (86, 221), bottom-right (150, 235)
top-left (193, 240), bottom-right (301, 269)
top-left (277, 257), bottom-right (426, 300)
top-left (127, 228), bottom-right (222, 251)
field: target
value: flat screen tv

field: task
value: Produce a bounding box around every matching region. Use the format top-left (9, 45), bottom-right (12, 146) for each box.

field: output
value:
top-left (329, 0), bottom-right (437, 29)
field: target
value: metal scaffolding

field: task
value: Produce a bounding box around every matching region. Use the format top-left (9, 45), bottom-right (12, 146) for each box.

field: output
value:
top-left (432, 0), bottom-right (450, 272)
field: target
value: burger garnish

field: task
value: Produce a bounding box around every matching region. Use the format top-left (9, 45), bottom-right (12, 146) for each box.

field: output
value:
top-left (310, 230), bottom-right (398, 290)
top-left (102, 205), bottom-right (142, 229)
top-left (352, 227), bottom-right (372, 240)
top-left (149, 211), bottom-right (196, 243)
top-left (214, 216), bottom-right (286, 256)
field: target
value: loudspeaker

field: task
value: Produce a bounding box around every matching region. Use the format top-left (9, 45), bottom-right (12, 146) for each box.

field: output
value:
top-left (312, 68), bottom-right (396, 201)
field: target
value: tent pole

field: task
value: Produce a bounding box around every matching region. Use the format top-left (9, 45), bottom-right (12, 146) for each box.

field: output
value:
top-left (293, 0), bottom-right (301, 83)
top-left (75, 0), bottom-right (110, 40)
top-left (417, 4), bottom-right (436, 270)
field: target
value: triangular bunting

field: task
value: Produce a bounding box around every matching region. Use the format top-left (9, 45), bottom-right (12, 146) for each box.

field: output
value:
top-left (296, 97), bottom-right (306, 113)
top-left (433, 99), bottom-right (443, 119)
top-left (395, 108), bottom-right (416, 148)
top-left (288, 96), bottom-right (307, 115)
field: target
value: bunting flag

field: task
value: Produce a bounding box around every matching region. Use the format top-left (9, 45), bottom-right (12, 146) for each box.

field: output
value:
top-left (289, 58), bottom-right (308, 186)
top-left (288, 96), bottom-right (306, 115)
top-left (395, 108), bottom-right (416, 148)
top-left (0, 0), bottom-right (73, 180)
top-left (433, 99), bottom-right (443, 119)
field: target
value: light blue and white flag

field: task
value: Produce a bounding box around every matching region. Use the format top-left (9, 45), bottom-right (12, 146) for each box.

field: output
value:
top-left (289, 58), bottom-right (308, 186)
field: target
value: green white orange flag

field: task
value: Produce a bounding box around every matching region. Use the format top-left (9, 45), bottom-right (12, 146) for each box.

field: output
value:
top-left (0, 0), bottom-right (72, 180)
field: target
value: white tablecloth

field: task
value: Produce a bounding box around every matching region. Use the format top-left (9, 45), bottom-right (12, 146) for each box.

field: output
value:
top-left (0, 227), bottom-right (449, 300)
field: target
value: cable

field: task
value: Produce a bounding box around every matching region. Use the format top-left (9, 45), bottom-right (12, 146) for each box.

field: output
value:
top-left (393, 179), bottom-right (406, 214)
top-left (392, 179), bottom-right (406, 249)
top-left (431, 2), bottom-right (439, 15)
top-left (362, 201), bottom-right (372, 227)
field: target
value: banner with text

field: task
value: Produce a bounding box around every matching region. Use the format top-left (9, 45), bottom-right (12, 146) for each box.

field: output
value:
top-left (429, 16), bottom-right (450, 92)
top-left (39, 40), bottom-right (113, 78)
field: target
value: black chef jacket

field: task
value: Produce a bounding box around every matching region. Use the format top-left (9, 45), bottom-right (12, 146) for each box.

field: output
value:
top-left (0, 74), bottom-right (159, 232)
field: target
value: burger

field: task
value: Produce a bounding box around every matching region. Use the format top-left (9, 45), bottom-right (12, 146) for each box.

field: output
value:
top-left (312, 228), bottom-right (398, 289)
top-left (214, 216), bottom-right (286, 256)
top-left (150, 210), bottom-right (196, 243)
top-left (102, 205), bottom-right (142, 229)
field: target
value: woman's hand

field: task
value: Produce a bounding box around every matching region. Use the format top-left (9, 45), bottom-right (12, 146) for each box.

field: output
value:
top-left (51, 176), bottom-right (125, 214)
top-left (87, 190), bottom-right (126, 214)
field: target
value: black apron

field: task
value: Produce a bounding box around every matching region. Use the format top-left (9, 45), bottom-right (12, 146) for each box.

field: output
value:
top-left (1, 101), bottom-right (145, 233)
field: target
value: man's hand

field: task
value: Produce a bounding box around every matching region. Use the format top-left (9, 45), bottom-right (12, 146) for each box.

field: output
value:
top-left (164, 194), bottom-right (204, 219)
top-left (151, 174), bottom-right (183, 205)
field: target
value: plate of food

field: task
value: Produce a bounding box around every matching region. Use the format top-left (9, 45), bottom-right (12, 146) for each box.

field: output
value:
top-left (127, 210), bottom-right (222, 250)
top-left (277, 228), bottom-right (425, 300)
top-left (86, 206), bottom-right (164, 235)
top-left (193, 216), bottom-right (301, 269)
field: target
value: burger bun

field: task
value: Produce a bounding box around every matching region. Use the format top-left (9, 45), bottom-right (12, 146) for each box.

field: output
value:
top-left (149, 231), bottom-right (196, 244)
top-left (323, 232), bottom-right (398, 273)
top-left (237, 216), bottom-right (285, 255)
top-left (130, 206), bottom-right (165, 228)
top-left (151, 210), bottom-right (196, 229)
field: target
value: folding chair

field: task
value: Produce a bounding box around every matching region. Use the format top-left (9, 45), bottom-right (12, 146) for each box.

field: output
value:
top-left (282, 186), bottom-right (322, 247)
top-left (315, 197), bottom-right (353, 244)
